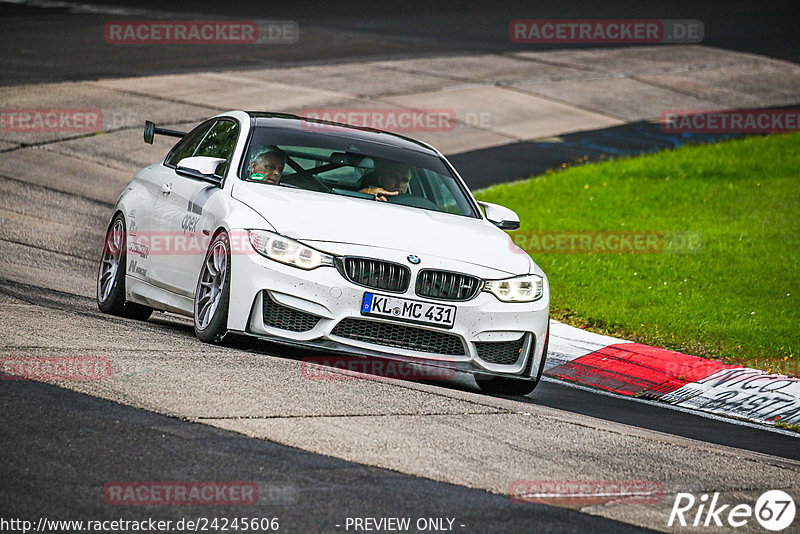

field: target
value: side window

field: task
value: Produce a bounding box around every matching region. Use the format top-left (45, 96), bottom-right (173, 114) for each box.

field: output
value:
top-left (165, 119), bottom-right (240, 177)
top-left (194, 120), bottom-right (240, 176)
top-left (165, 121), bottom-right (215, 168)
top-left (422, 169), bottom-right (469, 215)
top-left (194, 120), bottom-right (239, 159)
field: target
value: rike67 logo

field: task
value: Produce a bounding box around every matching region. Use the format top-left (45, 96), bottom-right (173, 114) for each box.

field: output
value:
top-left (668, 490), bottom-right (795, 531)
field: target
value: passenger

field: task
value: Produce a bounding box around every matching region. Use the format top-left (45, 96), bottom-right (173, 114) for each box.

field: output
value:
top-left (248, 149), bottom-right (286, 185)
top-left (359, 160), bottom-right (412, 202)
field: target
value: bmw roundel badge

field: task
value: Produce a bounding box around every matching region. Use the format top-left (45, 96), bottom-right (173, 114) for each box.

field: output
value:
top-left (407, 255), bottom-right (421, 264)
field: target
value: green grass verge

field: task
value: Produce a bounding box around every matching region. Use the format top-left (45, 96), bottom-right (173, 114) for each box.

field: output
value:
top-left (774, 421), bottom-right (800, 433)
top-left (474, 133), bottom-right (799, 375)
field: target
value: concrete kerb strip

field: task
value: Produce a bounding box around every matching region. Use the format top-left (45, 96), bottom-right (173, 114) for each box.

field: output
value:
top-left (546, 320), bottom-right (800, 427)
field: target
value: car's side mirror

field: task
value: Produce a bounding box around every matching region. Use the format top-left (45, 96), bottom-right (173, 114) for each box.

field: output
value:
top-left (478, 201), bottom-right (520, 231)
top-left (176, 156), bottom-right (226, 185)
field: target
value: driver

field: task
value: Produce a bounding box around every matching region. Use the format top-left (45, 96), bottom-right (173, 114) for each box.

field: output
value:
top-left (249, 149), bottom-right (286, 185)
top-left (359, 160), bottom-right (412, 202)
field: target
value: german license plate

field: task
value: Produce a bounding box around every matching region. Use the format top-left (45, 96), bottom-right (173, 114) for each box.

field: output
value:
top-left (361, 293), bottom-right (456, 329)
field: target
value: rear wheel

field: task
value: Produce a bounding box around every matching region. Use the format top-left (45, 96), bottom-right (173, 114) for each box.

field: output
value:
top-left (96, 214), bottom-right (153, 320)
top-left (476, 326), bottom-right (549, 396)
top-left (194, 231), bottom-right (231, 343)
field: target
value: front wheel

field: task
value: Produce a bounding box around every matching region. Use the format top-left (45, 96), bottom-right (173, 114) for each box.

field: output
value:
top-left (96, 213), bottom-right (153, 320)
top-left (476, 326), bottom-right (549, 396)
top-left (194, 231), bottom-right (231, 343)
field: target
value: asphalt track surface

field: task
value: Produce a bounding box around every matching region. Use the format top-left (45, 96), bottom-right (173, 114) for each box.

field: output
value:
top-left (1, 278), bottom-right (798, 533)
top-left (2, 1), bottom-right (799, 533)
top-left (1, 0), bottom-right (798, 86)
top-left (1, 379), bottom-right (658, 534)
top-left (2, 0), bottom-right (798, 190)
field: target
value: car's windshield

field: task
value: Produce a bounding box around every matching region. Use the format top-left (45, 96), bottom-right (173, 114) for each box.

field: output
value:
top-left (239, 125), bottom-right (479, 218)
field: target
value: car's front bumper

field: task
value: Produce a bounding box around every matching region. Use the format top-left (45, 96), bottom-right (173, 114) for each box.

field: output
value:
top-left (227, 243), bottom-right (549, 380)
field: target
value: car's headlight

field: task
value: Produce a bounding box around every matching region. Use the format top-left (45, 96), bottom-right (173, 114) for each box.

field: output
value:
top-left (247, 230), bottom-right (334, 270)
top-left (483, 274), bottom-right (544, 302)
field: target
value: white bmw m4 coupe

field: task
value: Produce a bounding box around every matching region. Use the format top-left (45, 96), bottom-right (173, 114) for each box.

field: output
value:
top-left (97, 111), bottom-right (549, 395)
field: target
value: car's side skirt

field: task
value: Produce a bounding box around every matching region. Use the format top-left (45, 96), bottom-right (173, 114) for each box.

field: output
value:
top-left (127, 276), bottom-right (194, 317)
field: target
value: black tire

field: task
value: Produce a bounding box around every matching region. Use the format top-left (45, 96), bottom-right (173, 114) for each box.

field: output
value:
top-left (194, 231), bottom-right (231, 343)
top-left (476, 326), bottom-right (549, 396)
top-left (96, 213), bottom-right (153, 321)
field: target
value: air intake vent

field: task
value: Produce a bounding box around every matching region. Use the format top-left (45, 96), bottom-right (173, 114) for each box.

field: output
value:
top-left (475, 336), bottom-right (526, 365)
top-left (415, 269), bottom-right (482, 301)
top-left (331, 318), bottom-right (465, 356)
top-left (262, 293), bottom-right (320, 332)
top-left (339, 257), bottom-right (410, 293)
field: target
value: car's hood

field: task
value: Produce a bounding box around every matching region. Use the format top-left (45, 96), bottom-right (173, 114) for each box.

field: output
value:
top-left (232, 181), bottom-right (530, 275)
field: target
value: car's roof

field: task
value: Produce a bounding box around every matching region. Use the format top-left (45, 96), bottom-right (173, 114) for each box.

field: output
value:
top-left (245, 112), bottom-right (439, 155)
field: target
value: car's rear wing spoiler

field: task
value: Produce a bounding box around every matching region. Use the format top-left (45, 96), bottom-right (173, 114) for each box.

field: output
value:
top-left (143, 120), bottom-right (187, 144)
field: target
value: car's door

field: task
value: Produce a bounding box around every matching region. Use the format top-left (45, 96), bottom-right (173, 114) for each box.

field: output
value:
top-left (123, 120), bottom-right (214, 287)
top-left (149, 118), bottom-right (240, 297)
top-left (122, 168), bottom-right (162, 286)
